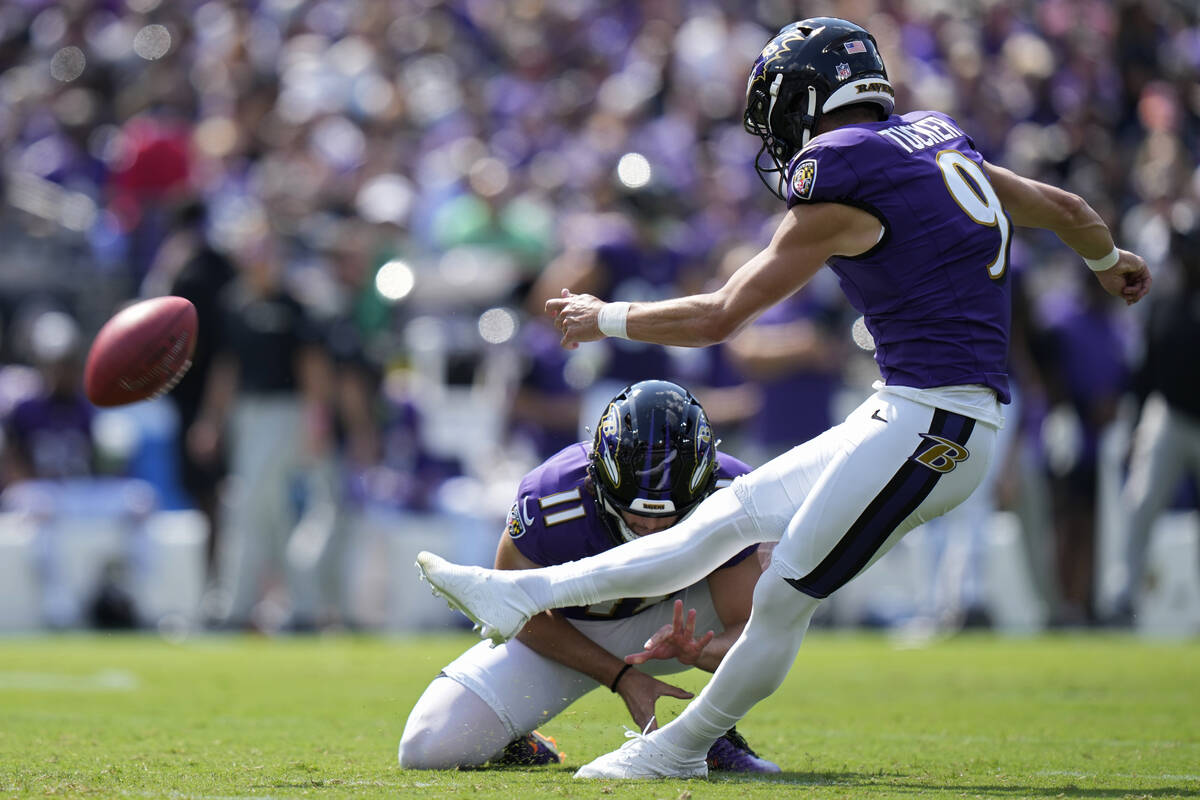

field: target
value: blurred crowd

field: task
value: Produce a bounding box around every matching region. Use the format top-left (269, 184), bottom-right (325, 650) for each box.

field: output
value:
top-left (1, 0), bottom-right (1198, 633)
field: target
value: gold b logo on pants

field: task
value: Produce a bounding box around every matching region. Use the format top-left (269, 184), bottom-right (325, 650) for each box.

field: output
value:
top-left (912, 433), bottom-right (970, 473)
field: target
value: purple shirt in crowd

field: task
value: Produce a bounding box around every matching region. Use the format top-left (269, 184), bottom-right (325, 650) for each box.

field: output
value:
top-left (596, 240), bottom-right (697, 385)
top-left (786, 110), bottom-right (1012, 403)
top-left (4, 393), bottom-right (95, 479)
top-left (749, 291), bottom-right (841, 449)
top-left (505, 442), bottom-right (756, 620)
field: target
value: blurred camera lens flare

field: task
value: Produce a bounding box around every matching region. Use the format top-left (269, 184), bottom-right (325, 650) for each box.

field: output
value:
top-left (133, 24), bottom-right (172, 60)
top-left (616, 152), bottom-right (652, 189)
top-left (50, 47), bottom-right (86, 82)
top-left (478, 307), bottom-right (517, 344)
top-left (375, 259), bottom-right (415, 302)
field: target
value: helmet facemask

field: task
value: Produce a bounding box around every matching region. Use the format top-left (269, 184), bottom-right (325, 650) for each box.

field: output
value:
top-left (746, 74), bottom-right (822, 200)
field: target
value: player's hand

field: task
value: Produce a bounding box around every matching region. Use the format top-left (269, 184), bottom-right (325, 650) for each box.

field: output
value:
top-left (1094, 249), bottom-right (1151, 305)
top-left (545, 289), bottom-right (605, 350)
top-left (624, 600), bottom-right (715, 667)
top-left (186, 418), bottom-right (222, 464)
top-left (614, 668), bottom-right (694, 733)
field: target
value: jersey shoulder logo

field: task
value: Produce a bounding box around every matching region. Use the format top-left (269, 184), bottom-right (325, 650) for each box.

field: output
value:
top-left (506, 501), bottom-right (528, 539)
top-left (912, 433), bottom-right (970, 474)
top-left (792, 158), bottom-right (817, 200)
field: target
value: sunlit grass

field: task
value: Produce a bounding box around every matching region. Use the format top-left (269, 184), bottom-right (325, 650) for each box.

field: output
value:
top-left (0, 632), bottom-right (1196, 799)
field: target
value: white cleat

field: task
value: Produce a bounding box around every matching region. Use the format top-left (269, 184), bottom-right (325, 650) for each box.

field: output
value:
top-left (573, 727), bottom-right (707, 780)
top-left (414, 551), bottom-right (535, 645)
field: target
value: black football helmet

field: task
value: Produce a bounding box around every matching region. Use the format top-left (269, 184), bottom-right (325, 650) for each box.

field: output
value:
top-left (744, 17), bottom-right (894, 199)
top-left (589, 380), bottom-right (718, 545)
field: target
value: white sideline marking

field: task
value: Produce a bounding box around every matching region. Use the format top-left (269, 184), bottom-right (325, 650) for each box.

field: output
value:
top-left (827, 729), bottom-right (1200, 751)
top-left (1036, 769), bottom-right (1200, 782)
top-left (0, 669), bottom-right (138, 691)
top-left (117, 781), bottom-right (417, 800)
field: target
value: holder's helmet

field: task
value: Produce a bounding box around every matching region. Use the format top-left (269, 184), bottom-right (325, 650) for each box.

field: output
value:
top-left (589, 380), bottom-right (718, 545)
top-left (744, 17), bottom-right (893, 199)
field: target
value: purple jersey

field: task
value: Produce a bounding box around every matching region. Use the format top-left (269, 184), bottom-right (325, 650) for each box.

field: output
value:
top-left (4, 393), bottom-right (95, 479)
top-left (786, 111), bottom-right (1012, 403)
top-left (505, 443), bottom-right (756, 620)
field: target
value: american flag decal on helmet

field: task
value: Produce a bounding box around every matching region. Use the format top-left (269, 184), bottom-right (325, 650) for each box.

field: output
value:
top-left (844, 40), bottom-right (867, 54)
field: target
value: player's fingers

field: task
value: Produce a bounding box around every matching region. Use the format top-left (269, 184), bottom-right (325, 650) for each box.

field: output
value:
top-left (559, 319), bottom-right (580, 346)
top-left (672, 599), bottom-right (684, 630)
top-left (649, 622), bottom-right (673, 646)
top-left (1123, 274), bottom-right (1150, 304)
top-left (624, 651), bottom-right (651, 665)
top-left (657, 683), bottom-right (694, 700)
top-left (684, 608), bottom-right (697, 637)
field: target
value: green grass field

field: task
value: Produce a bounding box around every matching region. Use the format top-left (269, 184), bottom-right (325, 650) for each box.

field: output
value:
top-left (1, 631), bottom-right (1197, 799)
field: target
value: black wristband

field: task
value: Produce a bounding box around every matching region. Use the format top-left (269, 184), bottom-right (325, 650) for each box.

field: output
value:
top-left (609, 663), bottom-right (633, 693)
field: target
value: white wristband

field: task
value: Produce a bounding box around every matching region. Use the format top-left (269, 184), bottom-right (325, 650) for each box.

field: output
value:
top-left (1083, 246), bottom-right (1120, 272)
top-left (597, 301), bottom-right (631, 340)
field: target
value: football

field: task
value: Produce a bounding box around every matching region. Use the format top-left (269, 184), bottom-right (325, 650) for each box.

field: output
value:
top-left (83, 296), bottom-right (198, 407)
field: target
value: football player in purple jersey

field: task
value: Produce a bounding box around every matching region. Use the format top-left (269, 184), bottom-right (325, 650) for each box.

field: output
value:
top-left (400, 380), bottom-right (779, 773)
top-left (417, 18), bottom-right (1152, 778)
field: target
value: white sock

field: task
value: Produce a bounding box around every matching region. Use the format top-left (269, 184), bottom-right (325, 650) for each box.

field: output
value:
top-left (656, 571), bottom-right (820, 759)
top-left (513, 489), bottom-right (760, 611)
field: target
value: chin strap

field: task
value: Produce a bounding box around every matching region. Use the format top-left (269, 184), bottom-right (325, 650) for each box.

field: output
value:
top-left (599, 493), bottom-right (705, 545)
top-left (597, 491), bottom-right (641, 545)
top-left (765, 73), bottom-right (783, 130)
top-left (755, 82), bottom-right (820, 198)
top-left (799, 84), bottom-right (819, 148)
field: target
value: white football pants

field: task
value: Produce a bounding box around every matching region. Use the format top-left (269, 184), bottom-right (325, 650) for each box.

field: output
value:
top-left (511, 390), bottom-right (997, 758)
top-left (399, 582), bottom-right (722, 768)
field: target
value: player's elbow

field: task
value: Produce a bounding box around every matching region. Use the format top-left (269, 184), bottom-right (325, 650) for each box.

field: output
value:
top-left (696, 316), bottom-right (733, 345)
top-left (697, 304), bottom-right (741, 345)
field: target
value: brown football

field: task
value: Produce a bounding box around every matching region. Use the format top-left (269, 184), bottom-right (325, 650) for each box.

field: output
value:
top-left (84, 296), bottom-right (198, 407)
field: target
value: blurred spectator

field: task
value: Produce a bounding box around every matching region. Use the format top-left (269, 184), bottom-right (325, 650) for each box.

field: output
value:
top-left (531, 190), bottom-right (711, 432)
top-left (0, 308), bottom-right (152, 629)
top-left (1116, 207), bottom-right (1200, 622)
top-left (313, 213), bottom-right (390, 474)
top-left (508, 312), bottom-right (582, 463)
top-left (1034, 275), bottom-right (1134, 625)
top-left (1, 310), bottom-right (94, 485)
top-left (190, 219), bottom-right (338, 632)
top-left (717, 246), bottom-right (847, 466)
top-left (996, 262), bottom-right (1062, 626)
top-left (351, 371), bottom-right (463, 513)
top-left (142, 201), bottom-right (236, 578)
top-left (108, 112), bottom-right (194, 282)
